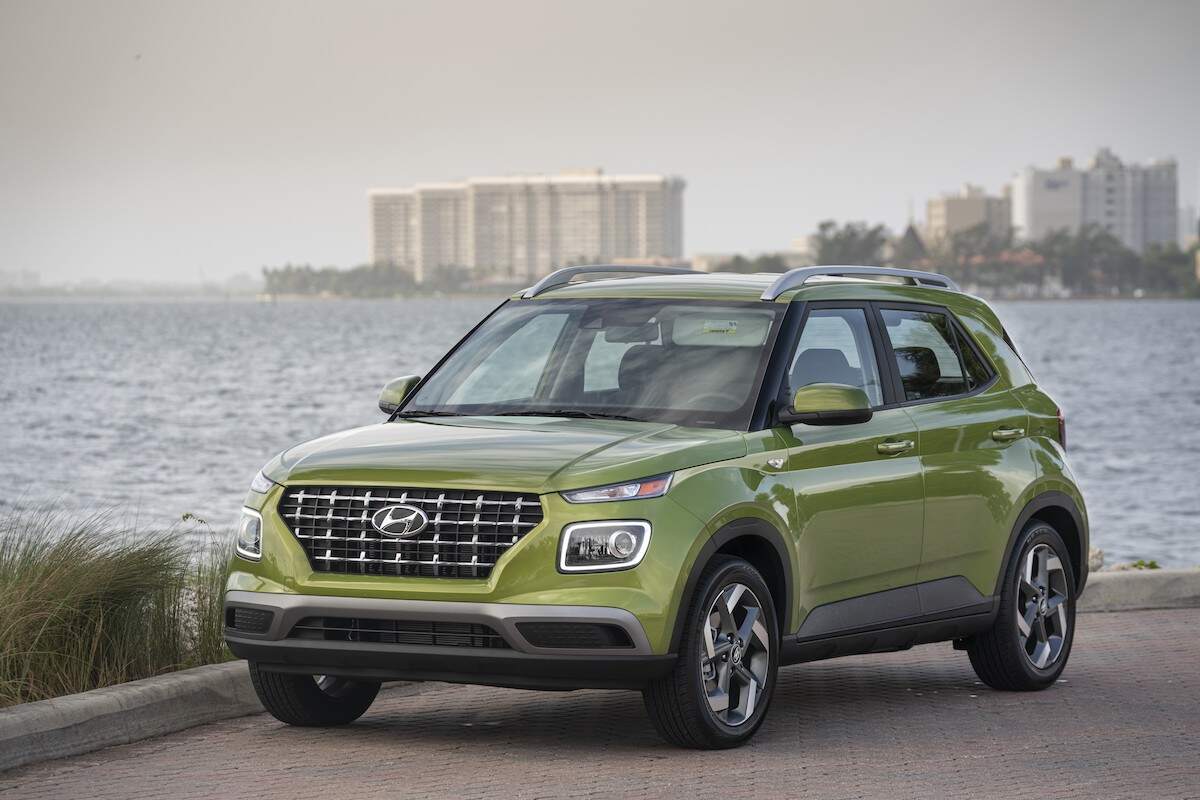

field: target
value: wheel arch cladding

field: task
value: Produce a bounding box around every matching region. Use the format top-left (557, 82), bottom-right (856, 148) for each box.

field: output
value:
top-left (668, 518), bottom-right (793, 653)
top-left (1001, 492), bottom-right (1088, 595)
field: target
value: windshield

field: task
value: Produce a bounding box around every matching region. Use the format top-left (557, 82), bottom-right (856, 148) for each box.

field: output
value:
top-left (403, 299), bottom-right (786, 429)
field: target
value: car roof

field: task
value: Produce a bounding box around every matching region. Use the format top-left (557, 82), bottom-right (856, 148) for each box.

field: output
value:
top-left (512, 268), bottom-right (1006, 334)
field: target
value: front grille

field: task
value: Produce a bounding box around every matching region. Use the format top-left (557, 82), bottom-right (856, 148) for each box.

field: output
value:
top-left (517, 621), bottom-right (634, 649)
top-left (288, 617), bottom-right (510, 649)
top-left (278, 485), bottom-right (543, 578)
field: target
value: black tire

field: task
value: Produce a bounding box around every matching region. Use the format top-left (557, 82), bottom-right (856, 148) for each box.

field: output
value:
top-left (248, 662), bottom-right (380, 726)
top-left (967, 521), bottom-right (1077, 691)
top-left (643, 555), bottom-right (780, 749)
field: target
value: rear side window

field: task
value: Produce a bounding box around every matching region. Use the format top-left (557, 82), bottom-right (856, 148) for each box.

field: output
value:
top-left (879, 308), bottom-right (992, 402)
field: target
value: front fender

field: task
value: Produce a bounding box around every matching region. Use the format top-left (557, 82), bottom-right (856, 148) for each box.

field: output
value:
top-left (661, 445), bottom-right (798, 651)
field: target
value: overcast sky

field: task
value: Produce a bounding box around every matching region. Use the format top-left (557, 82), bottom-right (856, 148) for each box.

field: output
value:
top-left (1, 0), bottom-right (1197, 284)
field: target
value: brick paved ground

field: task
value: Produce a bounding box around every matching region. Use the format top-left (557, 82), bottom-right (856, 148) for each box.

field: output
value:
top-left (2, 609), bottom-right (1197, 799)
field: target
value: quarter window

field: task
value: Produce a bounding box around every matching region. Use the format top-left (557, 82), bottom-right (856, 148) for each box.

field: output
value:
top-left (955, 327), bottom-right (992, 391)
top-left (880, 308), bottom-right (991, 401)
top-left (787, 308), bottom-right (883, 407)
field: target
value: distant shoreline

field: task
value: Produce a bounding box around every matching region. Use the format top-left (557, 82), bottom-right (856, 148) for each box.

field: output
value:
top-left (0, 290), bottom-right (514, 302)
top-left (3, 290), bottom-right (1197, 303)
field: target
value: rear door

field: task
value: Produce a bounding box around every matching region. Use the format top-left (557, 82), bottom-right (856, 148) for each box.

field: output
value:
top-left (873, 303), bottom-right (1032, 604)
top-left (776, 303), bottom-right (926, 632)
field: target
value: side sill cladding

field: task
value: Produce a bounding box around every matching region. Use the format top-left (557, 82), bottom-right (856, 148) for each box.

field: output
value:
top-left (999, 491), bottom-right (1089, 596)
top-left (667, 519), bottom-right (794, 654)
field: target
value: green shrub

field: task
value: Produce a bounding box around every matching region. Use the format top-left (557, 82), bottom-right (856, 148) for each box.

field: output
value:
top-left (0, 510), bottom-right (233, 707)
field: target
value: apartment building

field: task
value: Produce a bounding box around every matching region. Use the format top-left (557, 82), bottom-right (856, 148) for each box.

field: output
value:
top-left (1009, 148), bottom-right (1178, 252)
top-left (369, 170), bottom-right (685, 283)
top-left (924, 184), bottom-right (1012, 242)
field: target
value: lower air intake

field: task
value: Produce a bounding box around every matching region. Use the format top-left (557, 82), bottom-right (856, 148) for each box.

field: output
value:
top-left (517, 622), bottom-right (634, 649)
top-left (288, 617), bottom-right (510, 649)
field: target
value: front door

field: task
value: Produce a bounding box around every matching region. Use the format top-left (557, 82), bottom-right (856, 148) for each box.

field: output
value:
top-left (775, 304), bottom-right (926, 636)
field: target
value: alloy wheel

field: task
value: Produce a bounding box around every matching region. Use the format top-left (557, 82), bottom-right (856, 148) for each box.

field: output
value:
top-left (699, 582), bottom-right (770, 726)
top-left (1017, 543), bottom-right (1070, 669)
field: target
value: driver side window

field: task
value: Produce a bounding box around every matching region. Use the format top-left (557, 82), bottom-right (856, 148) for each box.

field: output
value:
top-left (787, 308), bottom-right (884, 407)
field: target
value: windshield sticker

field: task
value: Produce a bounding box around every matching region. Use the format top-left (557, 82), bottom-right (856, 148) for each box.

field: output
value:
top-left (701, 320), bottom-right (739, 335)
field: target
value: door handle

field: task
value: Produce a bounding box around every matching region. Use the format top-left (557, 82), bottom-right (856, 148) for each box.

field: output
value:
top-left (876, 439), bottom-right (914, 455)
top-left (991, 427), bottom-right (1025, 442)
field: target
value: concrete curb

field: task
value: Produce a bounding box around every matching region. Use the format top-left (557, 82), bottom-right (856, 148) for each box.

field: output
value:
top-left (1079, 569), bottom-right (1200, 613)
top-left (0, 661), bottom-right (262, 773)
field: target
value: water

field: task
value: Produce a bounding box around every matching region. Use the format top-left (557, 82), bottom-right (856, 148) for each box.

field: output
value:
top-left (997, 301), bottom-right (1200, 566)
top-left (1, 298), bottom-right (1197, 565)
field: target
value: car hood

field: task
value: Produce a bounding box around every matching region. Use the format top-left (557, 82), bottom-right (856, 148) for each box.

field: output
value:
top-left (265, 416), bottom-right (747, 494)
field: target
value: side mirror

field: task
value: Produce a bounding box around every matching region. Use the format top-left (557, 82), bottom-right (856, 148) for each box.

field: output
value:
top-left (778, 383), bottom-right (873, 426)
top-left (378, 375), bottom-right (422, 415)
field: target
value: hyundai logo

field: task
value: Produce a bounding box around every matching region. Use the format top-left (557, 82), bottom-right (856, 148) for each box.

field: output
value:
top-left (370, 504), bottom-right (429, 537)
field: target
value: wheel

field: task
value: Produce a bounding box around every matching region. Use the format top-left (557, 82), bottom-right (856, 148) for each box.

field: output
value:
top-left (643, 555), bottom-right (779, 749)
top-left (967, 521), bottom-right (1077, 691)
top-left (248, 662), bottom-right (380, 726)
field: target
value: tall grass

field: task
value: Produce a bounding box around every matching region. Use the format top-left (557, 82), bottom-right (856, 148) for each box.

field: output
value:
top-left (0, 510), bottom-right (233, 707)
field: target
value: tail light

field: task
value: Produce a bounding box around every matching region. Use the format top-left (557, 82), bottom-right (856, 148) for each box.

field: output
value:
top-left (1056, 408), bottom-right (1066, 449)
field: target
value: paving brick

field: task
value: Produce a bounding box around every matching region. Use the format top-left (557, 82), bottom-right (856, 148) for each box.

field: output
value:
top-left (1, 609), bottom-right (1197, 799)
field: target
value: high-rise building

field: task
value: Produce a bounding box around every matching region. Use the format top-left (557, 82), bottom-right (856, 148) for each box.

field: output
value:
top-left (369, 189), bottom-right (415, 270)
top-left (1009, 148), bottom-right (1178, 252)
top-left (1180, 205), bottom-right (1198, 248)
top-left (924, 184), bottom-right (1011, 243)
top-left (369, 170), bottom-right (685, 283)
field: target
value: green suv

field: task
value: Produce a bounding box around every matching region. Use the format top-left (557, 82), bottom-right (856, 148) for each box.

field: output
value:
top-left (224, 265), bottom-right (1088, 748)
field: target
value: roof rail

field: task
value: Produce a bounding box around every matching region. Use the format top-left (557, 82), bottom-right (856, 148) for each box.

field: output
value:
top-left (760, 265), bottom-right (959, 301)
top-left (521, 265), bottom-right (699, 298)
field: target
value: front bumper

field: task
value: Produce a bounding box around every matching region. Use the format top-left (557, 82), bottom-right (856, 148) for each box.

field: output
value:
top-left (224, 590), bottom-right (675, 690)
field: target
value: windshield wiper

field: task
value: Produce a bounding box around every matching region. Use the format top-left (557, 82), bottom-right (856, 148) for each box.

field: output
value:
top-left (491, 410), bottom-right (646, 423)
top-left (392, 409), bottom-right (467, 419)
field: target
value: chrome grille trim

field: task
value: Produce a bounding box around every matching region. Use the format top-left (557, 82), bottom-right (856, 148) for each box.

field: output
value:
top-left (285, 511), bottom-right (535, 529)
top-left (296, 533), bottom-right (521, 546)
top-left (279, 485), bottom-right (544, 579)
top-left (314, 554), bottom-right (496, 568)
top-left (289, 490), bottom-right (531, 508)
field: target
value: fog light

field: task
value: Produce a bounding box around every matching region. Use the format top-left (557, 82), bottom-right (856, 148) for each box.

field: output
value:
top-left (559, 521), bottom-right (651, 573)
top-left (236, 508), bottom-right (263, 561)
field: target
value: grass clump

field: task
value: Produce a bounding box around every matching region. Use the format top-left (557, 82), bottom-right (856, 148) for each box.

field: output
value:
top-left (0, 509), bottom-right (233, 707)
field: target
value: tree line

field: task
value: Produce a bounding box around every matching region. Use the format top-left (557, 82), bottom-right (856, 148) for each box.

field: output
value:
top-left (260, 263), bottom-right (475, 297)
top-left (262, 222), bottom-right (1199, 299)
top-left (717, 220), bottom-right (1200, 298)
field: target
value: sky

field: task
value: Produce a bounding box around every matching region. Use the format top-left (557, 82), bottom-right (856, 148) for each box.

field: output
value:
top-left (1, 0), bottom-right (1198, 284)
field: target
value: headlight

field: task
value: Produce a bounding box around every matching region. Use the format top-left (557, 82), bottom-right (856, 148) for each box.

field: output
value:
top-left (235, 508), bottom-right (263, 561)
top-left (558, 521), bottom-right (651, 572)
top-left (249, 470), bottom-right (277, 495)
top-left (561, 473), bottom-right (673, 504)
